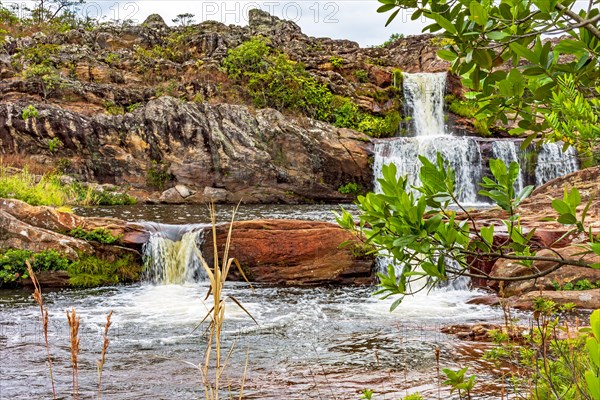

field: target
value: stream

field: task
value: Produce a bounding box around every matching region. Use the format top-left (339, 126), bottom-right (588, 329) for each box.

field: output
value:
top-left (1, 204), bottom-right (508, 400)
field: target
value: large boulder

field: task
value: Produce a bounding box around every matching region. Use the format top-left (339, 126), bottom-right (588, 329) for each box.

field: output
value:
top-left (510, 290), bottom-right (600, 310)
top-left (201, 220), bottom-right (375, 285)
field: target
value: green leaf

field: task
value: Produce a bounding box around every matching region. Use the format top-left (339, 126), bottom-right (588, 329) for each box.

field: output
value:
top-left (377, 3), bottom-right (397, 12)
top-left (481, 225), bottom-right (494, 246)
top-left (554, 39), bottom-right (587, 57)
top-left (469, 1), bottom-right (488, 26)
top-left (509, 42), bottom-right (538, 63)
top-left (590, 243), bottom-right (600, 257)
top-left (473, 49), bottom-right (493, 69)
top-left (438, 49), bottom-right (458, 61)
top-left (557, 213), bottom-right (578, 225)
top-left (486, 31), bottom-right (509, 41)
top-left (552, 199), bottom-right (571, 215)
top-left (431, 13), bottom-right (457, 34)
top-left (585, 369), bottom-right (600, 400)
top-left (385, 8), bottom-right (401, 27)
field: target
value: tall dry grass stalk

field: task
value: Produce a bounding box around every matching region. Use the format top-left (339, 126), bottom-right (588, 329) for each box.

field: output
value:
top-left (97, 310), bottom-right (113, 399)
top-left (26, 260), bottom-right (57, 400)
top-left (194, 203), bottom-right (254, 400)
top-left (66, 308), bottom-right (81, 400)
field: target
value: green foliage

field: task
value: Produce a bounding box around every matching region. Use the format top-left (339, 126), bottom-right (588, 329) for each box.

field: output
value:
top-left (377, 0), bottom-right (600, 152)
top-left (0, 167), bottom-right (72, 206)
top-left (104, 101), bottom-right (124, 115)
top-left (69, 182), bottom-right (137, 206)
top-left (402, 394), bottom-right (423, 400)
top-left (172, 13), bottom-right (195, 26)
top-left (329, 56), bottom-right (345, 69)
top-left (47, 137), bottom-right (63, 152)
top-left (104, 52), bottom-right (121, 65)
top-left (21, 105), bottom-right (39, 120)
top-left (359, 389), bottom-right (374, 399)
top-left (0, 249), bottom-right (69, 286)
top-left (332, 97), bottom-right (400, 137)
top-left (337, 155), bottom-right (599, 307)
top-left (338, 182), bottom-right (362, 195)
top-left (354, 69), bottom-right (369, 83)
top-left (23, 63), bottom-right (62, 99)
top-left (223, 37), bottom-right (271, 79)
top-left (126, 102), bottom-right (142, 113)
top-left (146, 161), bottom-right (171, 190)
top-left (67, 227), bottom-right (121, 244)
top-left (442, 367), bottom-right (475, 399)
top-left (67, 254), bottom-right (141, 288)
top-left (378, 33), bottom-right (405, 47)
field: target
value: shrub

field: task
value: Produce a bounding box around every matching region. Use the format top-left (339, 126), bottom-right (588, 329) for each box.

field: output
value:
top-left (0, 167), bottom-right (72, 206)
top-left (0, 249), bottom-right (70, 286)
top-left (223, 37), bottom-right (271, 79)
top-left (146, 161), bottom-right (171, 190)
top-left (354, 69), bottom-right (369, 83)
top-left (22, 105), bottom-right (39, 120)
top-left (379, 33), bottom-right (405, 47)
top-left (104, 101), bottom-right (124, 115)
top-left (338, 182), bottom-right (362, 195)
top-left (104, 52), bottom-right (121, 65)
top-left (47, 137), bottom-right (63, 152)
top-left (67, 227), bottom-right (122, 244)
top-left (68, 255), bottom-right (141, 288)
top-left (329, 56), bottom-right (344, 69)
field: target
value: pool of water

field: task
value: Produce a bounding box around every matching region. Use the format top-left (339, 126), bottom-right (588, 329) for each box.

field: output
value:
top-left (0, 282), bottom-right (504, 399)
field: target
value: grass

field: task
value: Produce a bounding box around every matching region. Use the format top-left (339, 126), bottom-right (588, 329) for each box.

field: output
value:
top-left (0, 167), bottom-right (136, 206)
top-left (194, 203), bottom-right (254, 399)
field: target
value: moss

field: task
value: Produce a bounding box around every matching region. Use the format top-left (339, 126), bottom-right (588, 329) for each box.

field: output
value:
top-left (68, 254), bottom-right (142, 288)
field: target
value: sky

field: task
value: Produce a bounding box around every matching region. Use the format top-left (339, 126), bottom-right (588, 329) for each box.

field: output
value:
top-left (11, 0), bottom-right (432, 47)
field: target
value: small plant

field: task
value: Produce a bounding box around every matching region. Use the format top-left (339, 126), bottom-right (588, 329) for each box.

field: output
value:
top-left (67, 227), bottom-right (122, 244)
top-left (442, 367), bottom-right (476, 399)
top-left (22, 104), bottom-right (39, 120)
top-left (48, 137), bottom-right (63, 153)
top-left (354, 69), bottom-right (369, 83)
top-left (104, 101), bottom-right (124, 115)
top-left (104, 52), bottom-right (121, 65)
top-left (126, 103), bottom-right (142, 113)
top-left (329, 56), bottom-right (345, 69)
top-left (338, 182), bottom-right (362, 195)
top-left (379, 33), bottom-right (405, 47)
top-left (146, 161), bottom-right (171, 190)
top-left (575, 279), bottom-right (595, 291)
top-left (402, 394), bottom-right (424, 400)
top-left (359, 388), bottom-right (374, 399)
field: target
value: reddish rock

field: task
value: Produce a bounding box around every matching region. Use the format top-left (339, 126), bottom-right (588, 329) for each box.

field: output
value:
top-left (510, 289), bottom-right (600, 310)
top-left (201, 220), bottom-right (375, 285)
top-left (488, 246), bottom-right (600, 296)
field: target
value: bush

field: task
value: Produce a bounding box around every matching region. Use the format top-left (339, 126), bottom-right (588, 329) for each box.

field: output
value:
top-left (338, 182), bottom-right (362, 195)
top-left (354, 69), bottom-right (369, 83)
top-left (329, 56), bottom-right (344, 69)
top-left (68, 254), bottom-right (141, 288)
top-left (47, 137), bottom-right (63, 152)
top-left (67, 227), bottom-right (122, 244)
top-left (0, 167), bottom-right (72, 206)
top-left (223, 37), bottom-right (271, 79)
top-left (146, 161), bottom-right (171, 190)
top-left (0, 249), bottom-right (69, 286)
top-left (104, 101), bottom-right (125, 115)
top-left (22, 105), bottom-right (39, 120)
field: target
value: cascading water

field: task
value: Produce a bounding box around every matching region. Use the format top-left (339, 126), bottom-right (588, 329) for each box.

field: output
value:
top-left (536, 142), bottom-right (579, 186)
top-left (141, 223), bottom-right (209, 284)
top-left (403, 72), bottom-right (447, 136)
top-left (373, 72), bottom-right (580, 206)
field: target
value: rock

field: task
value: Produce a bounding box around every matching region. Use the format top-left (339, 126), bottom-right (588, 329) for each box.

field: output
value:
top-left (510, 290), bottom-right (600, 310)
top-left (159, 187), bottom-right (184, 203)
top-left (488, 246), bottom-right (600, 296)
top-left (143, 14), bottom-right (168, 30)
top-left (0, 210), bottom-right (93, 257)
top-left (175, 184), bottom-right (194, 198)
top-left (201, 220), bottom-right (375, 285)
top-left (203, 187), bottom-right (229, 202)
top-left (0, 99), bottom-right (373, 203)
top-left (20, 271), bottom-right (71, 288)
top-left (466, 295), bottom-right (502, 306)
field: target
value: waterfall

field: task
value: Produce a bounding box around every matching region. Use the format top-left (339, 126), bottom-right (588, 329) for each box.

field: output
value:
top-left (535, 142), bottom-right (579, 186)
top-left (373, 136), bottom-right (484, 205)
top-left (403, 72), bottom-right (447, 136)
top-left (492, 140), bottom-right (525, 193)
top-left (142, 223), bottom-right (209, 284)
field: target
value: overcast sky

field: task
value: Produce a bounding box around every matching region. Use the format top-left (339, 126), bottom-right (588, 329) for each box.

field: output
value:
top-left (12, 1), bottom-right (430, 46)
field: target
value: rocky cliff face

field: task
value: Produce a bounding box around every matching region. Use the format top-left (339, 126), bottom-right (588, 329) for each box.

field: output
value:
top-left (0, 98), bottom-right (373, 202)
top-left (0, 10), bottom-right (458, 202)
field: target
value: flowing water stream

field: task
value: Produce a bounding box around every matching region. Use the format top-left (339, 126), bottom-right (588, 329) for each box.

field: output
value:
top-left (0, 73), bottom-right (580, 399)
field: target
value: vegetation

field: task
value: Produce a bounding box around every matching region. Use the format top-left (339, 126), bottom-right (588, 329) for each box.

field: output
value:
top-left (146, 161), bottom-right (171, 190)
top-left (0, 247), bottom-right (140, 288)
top-left (338, 182), bottom-right (362, 195)
top-left (337, 157), bottom-right (599, 309)
top-left (222, 37), bottom-right (401, 137)
top-left (377, 33), bottom-right (405, 48)
top-left (377, 0), bottom-right (600, 152)
top-left (21, 104), bottom-right (39, 120)
top-left (0, 167), bottom-right (136, 206)
top-left (445, 95), bottom-right (490, 136)
top-left (66, 227), bottom-right (122, 244)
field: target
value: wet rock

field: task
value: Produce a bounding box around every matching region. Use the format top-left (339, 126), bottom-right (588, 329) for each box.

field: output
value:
top-left (21, 271), bottom-right (71, 288)
top-left (203, 187), bottom-right (229, 202)
top-left (201, 220), bottom-right (375, 285)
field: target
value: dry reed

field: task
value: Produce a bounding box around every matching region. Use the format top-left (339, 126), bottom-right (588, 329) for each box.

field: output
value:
top-left (66, 308), bottom-right (81, 400)
top-left (194, 203), bottom-right (254, 400)
top-left (26, 260), bottom-right (57, 399)
top-left (97, 310), bottom-right (113, 399)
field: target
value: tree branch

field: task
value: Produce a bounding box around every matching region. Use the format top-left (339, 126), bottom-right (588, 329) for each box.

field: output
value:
top-left (555, 3), bottom-right (600, 40)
